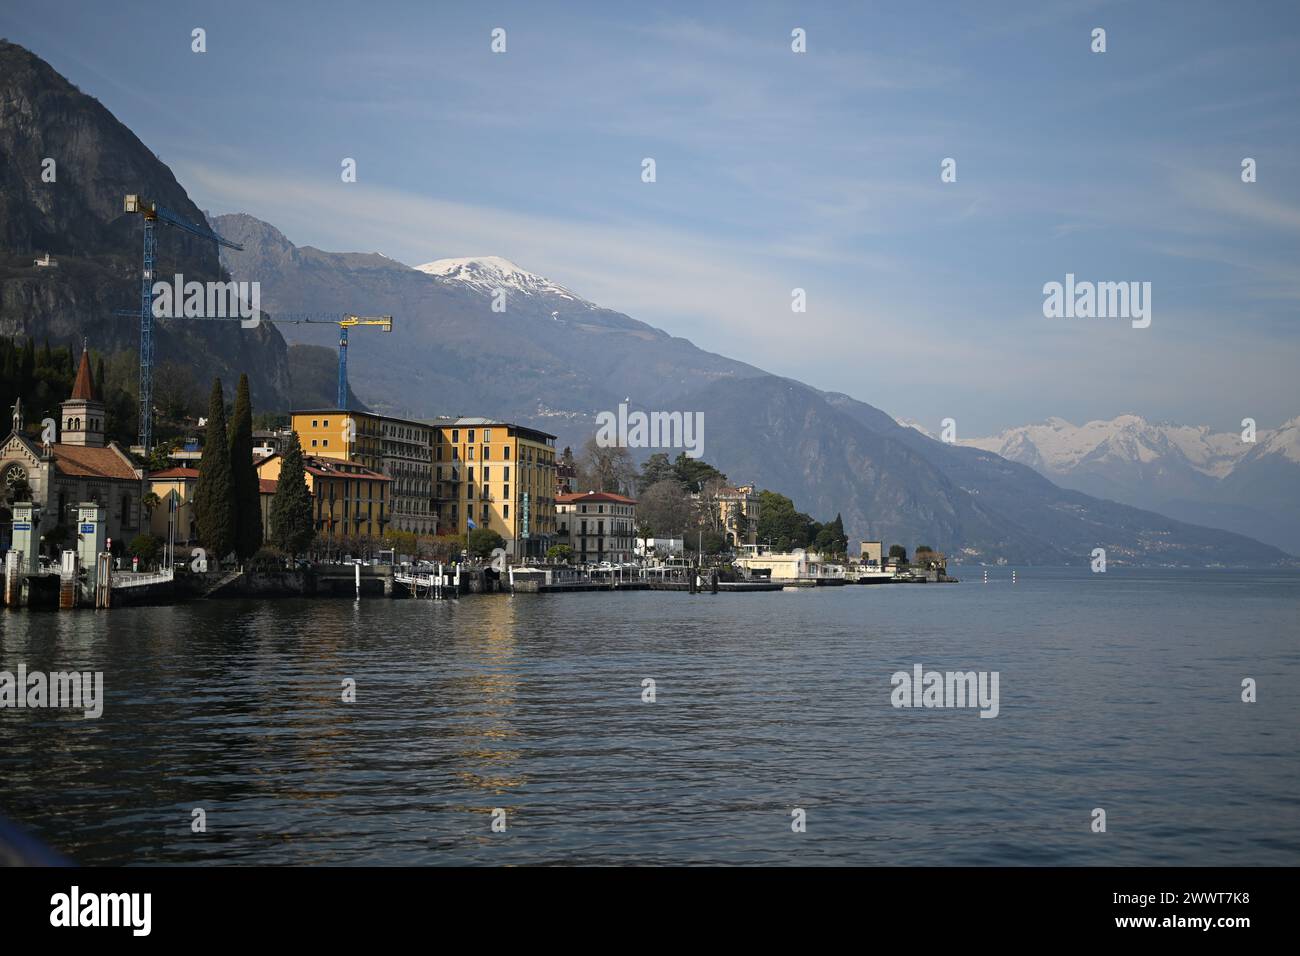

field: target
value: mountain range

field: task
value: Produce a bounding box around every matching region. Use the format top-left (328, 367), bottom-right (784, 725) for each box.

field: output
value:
top-left (214, 215), bottom-right (1295, 566)
top-left (1, 39), bottom-right (1293, 566)
top-left (958, 415), bottom-right (1300, 554)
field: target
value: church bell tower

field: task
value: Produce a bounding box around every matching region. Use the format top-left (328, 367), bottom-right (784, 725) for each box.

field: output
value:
top-left (59, 346), bottom-right (106, 448)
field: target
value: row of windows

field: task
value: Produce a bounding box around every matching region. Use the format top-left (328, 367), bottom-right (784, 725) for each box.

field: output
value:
top-left (576, 525), bottom-right (631, 535)
top-left (302, 420), bottom-right (551, 456)
top-left (383, 424), bottom-right (430, 443)
top-left (446, 428), bottom-right (496, 444)
top-left (441, 445), bottom-right (532, 462)
top-left (441, 501), bottom-right (554, 526)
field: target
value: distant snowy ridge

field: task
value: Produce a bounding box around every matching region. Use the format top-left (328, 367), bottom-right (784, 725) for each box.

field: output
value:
top-left (959, 414), bottom-right (1300, 479)
top-left (895, 417), bottom-right (933, 438)
top-left (414, 256), bottom-right (587, 303)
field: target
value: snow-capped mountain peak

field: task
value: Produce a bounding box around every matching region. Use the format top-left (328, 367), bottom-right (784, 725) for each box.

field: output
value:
top-left (414, 256), bottom-right (586, 302)
top-left (1247, 415), bottom-right (1300, 466)
top-left (962, 414), bottom-right (1261, 478)
top-left (951, 413), bottom-right (1300, 553)
top-left (895, 417), bottom-right (932, 437)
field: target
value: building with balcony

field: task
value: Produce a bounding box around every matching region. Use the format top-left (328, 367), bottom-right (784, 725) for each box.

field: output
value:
top-left (290, 410), bottom-right (435, 536)
top-left (428, 417), bottom-right (557, 558)
top-left (256, 452), bottom-right (391, 552)
top-left (556, 490), bottom-right (637, 564)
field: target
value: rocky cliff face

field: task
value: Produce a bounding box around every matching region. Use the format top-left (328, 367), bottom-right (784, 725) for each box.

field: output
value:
top-left (0, 40), bottom-right (291, 411)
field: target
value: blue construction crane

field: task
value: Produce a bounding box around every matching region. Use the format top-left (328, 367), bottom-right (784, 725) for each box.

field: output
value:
top-left (121, 194), bottom-right (243, 452)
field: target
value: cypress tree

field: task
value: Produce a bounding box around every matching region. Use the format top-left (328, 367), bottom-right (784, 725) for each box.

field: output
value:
top-left (20, 338), bottom-right (35, 396)
top-left (194, 378), bottom-right (236, 564)
top-left (270, 431), bottom-right (315, 557)
top-left (227, 374), bottom-right (263, 559)
top-left (2, 347), bottom-right (17, 401)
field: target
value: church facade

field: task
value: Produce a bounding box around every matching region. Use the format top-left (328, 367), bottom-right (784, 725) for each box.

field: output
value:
top-left (1, 347), bottom-right (144, 556)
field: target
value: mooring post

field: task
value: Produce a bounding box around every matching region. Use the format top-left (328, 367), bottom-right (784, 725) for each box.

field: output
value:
top-left (95, 553), bottom-right (112, 608)
top-left (58, 550), bottom-right (78, 610)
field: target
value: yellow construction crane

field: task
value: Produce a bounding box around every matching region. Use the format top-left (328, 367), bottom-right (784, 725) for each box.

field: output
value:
top-left (274, 313), bottom-right (393, 408)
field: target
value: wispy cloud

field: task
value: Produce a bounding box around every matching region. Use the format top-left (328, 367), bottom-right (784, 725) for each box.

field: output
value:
top-left (7, 0), bottom-right (1294, 435)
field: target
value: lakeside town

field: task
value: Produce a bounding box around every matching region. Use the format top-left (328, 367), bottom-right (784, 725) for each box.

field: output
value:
top-left (0, 343), bottom-right (952, 609)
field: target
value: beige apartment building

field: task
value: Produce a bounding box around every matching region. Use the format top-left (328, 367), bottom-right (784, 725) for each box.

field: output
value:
top-left (556, 491), bottom-right (637, 563)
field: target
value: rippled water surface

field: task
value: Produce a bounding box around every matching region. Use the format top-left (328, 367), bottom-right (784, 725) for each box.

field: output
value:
top-left (1, 567), bottom-right (1297, 865)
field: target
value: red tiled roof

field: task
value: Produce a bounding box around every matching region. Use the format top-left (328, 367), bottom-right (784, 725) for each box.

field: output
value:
top-left (557, 490), bottom-right (637, 505)
top-left (70, 348), bottom-right (96, 401)
top-left (257, 452), bottom-right (391, 481)
top-left (148, 466), bottom-right (200, 479)
top-left (53, 444), bottom-right (139, 480)
top-left (258, 478), bottom-right (279, 494)
top-left (301, 455), bottom-right (390, 481)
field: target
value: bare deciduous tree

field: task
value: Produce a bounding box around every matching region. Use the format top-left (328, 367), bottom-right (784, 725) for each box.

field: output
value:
top-left (576, 436), bottom-right (636, 495)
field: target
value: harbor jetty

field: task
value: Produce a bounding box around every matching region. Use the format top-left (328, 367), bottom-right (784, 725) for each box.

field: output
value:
top-left (2, 544), bottom-right (953, 611)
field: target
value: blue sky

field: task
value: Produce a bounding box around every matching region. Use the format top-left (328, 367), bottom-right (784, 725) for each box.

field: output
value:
top-left (4, 0), bottom-right (1298, 435)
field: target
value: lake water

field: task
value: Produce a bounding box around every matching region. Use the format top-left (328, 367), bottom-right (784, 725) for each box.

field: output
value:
top-left (1, 566), bottom-right (1297, 865)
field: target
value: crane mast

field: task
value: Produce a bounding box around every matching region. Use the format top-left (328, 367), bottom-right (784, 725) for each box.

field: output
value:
top-left (122, 194), bottom-right (243, 452)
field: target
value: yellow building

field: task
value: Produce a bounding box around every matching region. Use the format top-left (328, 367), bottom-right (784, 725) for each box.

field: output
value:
top-left (290, 409), bottom-right (435, 536)
top-left (146, 466), bottom-right (199, 545)
top-left (256, 452), bottom-right (391, 553)
top-left (429, 417), bottom-right (557, 558)
top-left (716, 483), bottom-right (760, 548)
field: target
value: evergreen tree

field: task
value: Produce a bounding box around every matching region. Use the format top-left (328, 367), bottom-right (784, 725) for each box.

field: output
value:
top-left (194, 378), bottom-right (236, 563)
top-left (20, 339), bottom-right (35, 395)
top-left (467, 527), bottom-right (506, 559)
top-left (2, 345), bottom-right (17, 391)
top-left (227, 374), bottom-right (263, 559)
top-left (828, 513), bottom-right (848, 554)
top-left (270, 431), bottom-right (315, 557)
top-left (672, 452), bottom-right (727, 493)
top-left (636, 452), bottom-right (677, 495)
top-left (756, 490), bottom-right (816, 549)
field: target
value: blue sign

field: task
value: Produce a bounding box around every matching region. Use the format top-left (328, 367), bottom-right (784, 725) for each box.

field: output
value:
top-left (80, 523), bottom-right (95, 534)
top-left (13, 523), bottom-right (30, 531)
